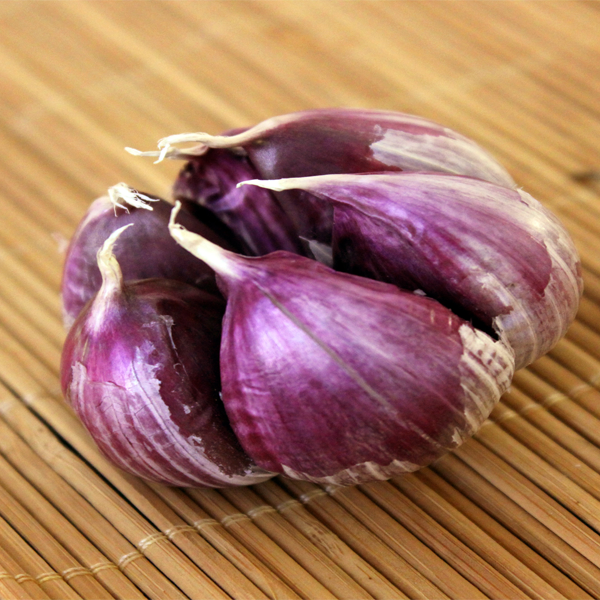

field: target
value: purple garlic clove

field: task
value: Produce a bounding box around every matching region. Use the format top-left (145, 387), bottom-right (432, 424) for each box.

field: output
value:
top-left (244, 173), bottom-right (583, 370)
top-left (134, 108), bottom-right (515, 245)
top-left (169, 203), bottom-right (514, 486)
top-left (61, 183), bottom-right (240, 329)
top-left (173, 148), bottom-right (303, 256)
top-left (61, 225), bottom-right (274, 487)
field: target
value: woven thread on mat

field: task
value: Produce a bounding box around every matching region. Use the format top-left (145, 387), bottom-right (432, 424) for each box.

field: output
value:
top-left (299, 488), bottom-right (327, 503)
top-left (62, 566), bottom-right (92, 581)
top-left (247, 505), bottom-right (277, 519)
top-left (89, 562), bottom-right (119, 575)
top-left (221, 513), bottom-right (250, 527)
top-left (137, 532), bottom-right (168, 553)
top-left (117, 551), bottom-right (144, 570)
top-left (275, 499), bottom-right (302, 513)
top-left (539, 391), bottom-right (570, 410)
top-left (165, 525), bottom-right (196, 540)
top-left (36, 571), bottom-right (63, 585)
top-left (192, 517), bottom-right (220, 532)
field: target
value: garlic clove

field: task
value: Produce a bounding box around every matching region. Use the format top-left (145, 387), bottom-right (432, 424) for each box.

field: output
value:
top-left (138, 108), bottom-right (515, 245)
top-left (61, 225), bottom-right (274, 487)
top-left (169, 204), bottom-right (515, 485)
top-left (156, 109), bottom-right (515, 187)
top-left (61, 184), bottom-right (240, 329)
top-left (173, 148), bottom-right (303, 256)
top-left (243, 172), bottom-right (583, 370)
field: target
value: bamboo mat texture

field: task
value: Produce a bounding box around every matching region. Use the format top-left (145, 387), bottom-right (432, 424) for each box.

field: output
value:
top-left (1, 1), bottom-right (600, 598)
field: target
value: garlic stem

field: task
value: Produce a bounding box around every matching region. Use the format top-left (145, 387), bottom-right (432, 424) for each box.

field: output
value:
top-left (124, 146), bottom-right (205, 163)
top-left (89, 224), bottom-right (132, 332)
top-left (157, 112), bottom-right (300, 151)
top-left (128, 113), bottom-right (303, 163)
top-left (238, 174), bottom-right (362, 194)
top-left (96, 224), bottom-right (132, 292)
top-left (168, 202), bottom-right (241, 280)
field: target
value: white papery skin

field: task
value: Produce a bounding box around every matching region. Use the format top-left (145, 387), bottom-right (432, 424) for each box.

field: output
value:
top-left (68, 352), bottom-right (270, 487)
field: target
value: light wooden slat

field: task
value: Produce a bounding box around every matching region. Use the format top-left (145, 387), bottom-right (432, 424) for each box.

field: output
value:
top-left (0, 455), bottom-right (145, 600)
top-left (187, 488), bottom-right (338, 600)
top-left (253, 480), bottom-right (409, 600)
top-left (147, 482), bottom-right (301, 600)
top-left (358, 481), bottom-right (529, 599)
top-left (0, 543), bottom-right (50, 600)
top-left (433, 452), bottom-right (600, 598)
top-left (0, 482), bottom-right (114, 600)
top-left (415, 467), bottom-right (592, 600)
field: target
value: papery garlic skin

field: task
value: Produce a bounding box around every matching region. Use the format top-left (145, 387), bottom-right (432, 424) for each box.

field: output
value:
top-left (244, 173), bottom-right (583, 370)
top-left (61, 226), bottom-right (273, 487)
top-left (61, 186), bottom-right (239, 329)
top-left (169, 209), bottom-right (515, 485)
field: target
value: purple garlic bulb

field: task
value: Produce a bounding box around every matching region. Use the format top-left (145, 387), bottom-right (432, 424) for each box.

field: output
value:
top-left (244, 173), bottom-right (583, 370)
top-left (169, 204), bottom-right (514, 485)
top-left (61, 225), bottom-right (273, 487)
top-left (61, 184), bottom-right (240, 329)
top-left (134, 108), bottom-right (515, 247)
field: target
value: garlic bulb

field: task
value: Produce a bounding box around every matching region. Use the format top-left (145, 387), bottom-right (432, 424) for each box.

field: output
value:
top-left (243, 172), bottom-right (583, 370)
top-left (169, 203), bottom-right (514, 485)
top-left (61, 226), bottom-right (273, 487)
top-left (57, 107), bottom-right (582, 488)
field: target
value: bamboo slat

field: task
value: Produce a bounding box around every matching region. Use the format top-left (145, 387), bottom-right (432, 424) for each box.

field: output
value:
top-left (1, 2), bottom-right (600, 598)
top-left (0, 570), bottom-right (31, 600)
top-left (455, 438), bottom-right (600, 567)
top-left (0, 403), bottom-right (186, 599)
top-left (0, 513), bottom-right (82, 600)
top-left (432, 453), bottom-right (600, 598)
top-left (0, 482), bottom-right (113, 600)
top-left (187, 488), bottom-right (337, 600)
top-left (0, 543), bottom-right (50, 600)
top-left (0, 455), bottom-right (144, 600)
top-left (253, 480), bottom-right (407, 600)
top-left (358, 481), bottom-right (528, 599)
top-left (280, 478), bottom-right (456, 599)
top-left (390, 473), bottom-right (569, 600)
top-left (415, 467), bottom-right (592, 599)
top-left (219, 486), bottom-right (375, 600)
top-left (146, 482), bottom-right (301, 600)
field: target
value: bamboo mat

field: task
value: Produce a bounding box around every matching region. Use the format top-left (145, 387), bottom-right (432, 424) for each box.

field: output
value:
top-left (1, 1), bottom-right (600, 598)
